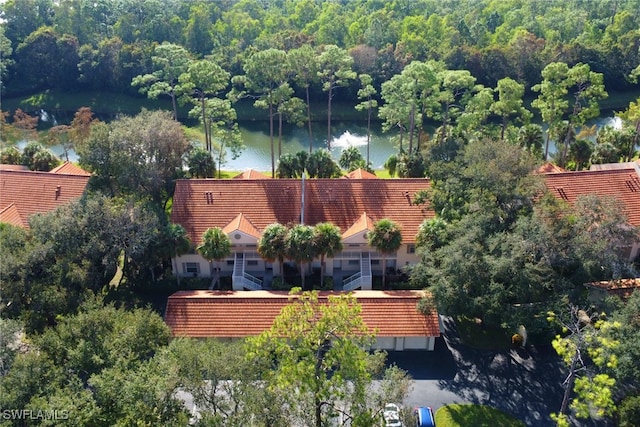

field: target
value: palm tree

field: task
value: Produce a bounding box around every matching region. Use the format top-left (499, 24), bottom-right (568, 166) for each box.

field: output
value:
top-left (313, 223), bottom-right (343, 289)
top-left (257, 223), bottom-right (288, 280)
top-left (197, 227), bottom-right (232, 290)
top-left (166, 223), bottom-right (192, 286)
top-left (285, 224), bottom-right (317, 290)
top-left (367, 219), bottom-right (402, 290)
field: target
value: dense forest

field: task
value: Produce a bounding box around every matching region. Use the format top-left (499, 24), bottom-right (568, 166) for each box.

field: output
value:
top-left (2, 1), bottom-right (640, 426)
top-left (2, 0), bottom-right (640, 95)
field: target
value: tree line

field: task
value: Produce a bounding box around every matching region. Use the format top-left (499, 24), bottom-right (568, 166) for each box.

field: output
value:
top-left (2, 0), bottom-right (640, 96)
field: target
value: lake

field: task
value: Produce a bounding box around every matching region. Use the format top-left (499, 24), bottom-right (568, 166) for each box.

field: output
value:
top-left (28, 111), bottom-right (624, 171)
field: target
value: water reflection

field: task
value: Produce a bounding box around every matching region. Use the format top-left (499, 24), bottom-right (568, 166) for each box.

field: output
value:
top-left (14, 114), bottom-right (625, 171)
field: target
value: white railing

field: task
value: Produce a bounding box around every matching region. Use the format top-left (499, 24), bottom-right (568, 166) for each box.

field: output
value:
top-left (239, 272), bottom-right (262, 290)
top-left (342, 252), bottom-right (372, 291)
top-left (233, 253), bottom-right (262, 290)
top-left (342, 272), bottom-right (362, 291)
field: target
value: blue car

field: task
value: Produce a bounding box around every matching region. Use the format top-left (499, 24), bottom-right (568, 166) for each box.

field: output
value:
top-left (413, 407), bottom-right (435, 427)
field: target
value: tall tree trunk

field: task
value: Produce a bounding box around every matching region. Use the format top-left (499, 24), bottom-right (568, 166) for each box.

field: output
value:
top-left (201, 93), bottom-right (210, 151)
top-left (409, 103), bottom-right (415, 153)
top-left (561, 119), bottom-right (573, 167)
top-left (366, 104), bottom-right (372, 165)
top-left (278, 111), bottom-right (283, 160)
top-left (306, 86), bottom-right (314, 153)
top-left (327, 84), bottom-right (333, 150)
top-left (270, 103), bottom-right (275, 178)
top-left (170, 89), bottom-right (178, 121)
top-left (544, 131), bottom-right (551, 160)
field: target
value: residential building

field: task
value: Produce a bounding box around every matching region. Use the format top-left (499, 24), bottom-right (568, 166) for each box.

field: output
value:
top-left (542, 166), bottom-right (640, 261)
top-left (164, 290), bottom-right (441, 351)
top-left (170, 175), bottom-right (433, 290)
top-left (0, 162), bottom-right (90, 228)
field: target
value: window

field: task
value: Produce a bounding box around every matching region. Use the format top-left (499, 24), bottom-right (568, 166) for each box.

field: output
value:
top-left (183, 262), bottom-right (200, 275)
top-left (371, 259), bottom-right (380, 265)
top-left (226, 260), bottom-right (234, 265)
top-left (348, 259), bottom-right (359, 266)
top-left (407, 244), bottom-right (416, 254)
top-left (247, 260), bottom-right (258, 266)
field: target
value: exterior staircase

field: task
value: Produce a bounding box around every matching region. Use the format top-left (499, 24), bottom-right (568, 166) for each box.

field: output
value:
top-left (342, 252), bottom-right (372, 291)
top-left (232, 252), bottom-right (262, 290)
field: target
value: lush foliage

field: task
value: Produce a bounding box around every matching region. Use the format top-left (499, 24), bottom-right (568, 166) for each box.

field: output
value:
top-left (246, 289), bottom-right (411, 427)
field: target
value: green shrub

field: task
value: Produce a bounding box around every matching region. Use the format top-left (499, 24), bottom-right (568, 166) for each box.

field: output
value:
top-left (271, 277), bottom-right (292, 291)
top-left (618, 395), bottom-right (640, 427)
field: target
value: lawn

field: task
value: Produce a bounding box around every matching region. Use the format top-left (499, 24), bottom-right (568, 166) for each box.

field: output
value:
top-left (435, 404), bottom-right (525, 427)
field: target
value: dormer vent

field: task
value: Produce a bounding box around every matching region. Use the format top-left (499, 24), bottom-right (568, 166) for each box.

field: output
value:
top-left (556, 187), bottom-right (568, 201)
top-left (204, 191), bottom-right (214, 204)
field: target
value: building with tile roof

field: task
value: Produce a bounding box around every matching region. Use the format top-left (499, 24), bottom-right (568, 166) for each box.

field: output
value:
top-left (0, 168), bottom-right (90, 228)
top-left (342, 168), bottom-right (378, 179)
top-left (164, 290), bottom-right (441, 350)
top-left (49, 161), bottom-right (92, 176)
top-left (232, 169), bottom-right (272, 180)
top-left (584, 278), bottom-right (640, 301)
top-left (170, 177), bottom-right (433, 290)
top-left (542, 166), bottom-right (640, 261)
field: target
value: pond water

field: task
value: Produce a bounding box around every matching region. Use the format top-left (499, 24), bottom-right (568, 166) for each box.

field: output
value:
top-left (25, 111), bottom-right (625, 171)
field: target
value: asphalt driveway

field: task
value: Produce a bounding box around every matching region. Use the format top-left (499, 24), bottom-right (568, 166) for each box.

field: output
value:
top-left (385, 316), bottom-right (604, 427)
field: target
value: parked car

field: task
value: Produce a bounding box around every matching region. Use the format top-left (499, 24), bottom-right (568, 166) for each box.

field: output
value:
top-left (413, 407), bottom-right (435, 426)
top-left (383, 403), bottom-right (402, 427)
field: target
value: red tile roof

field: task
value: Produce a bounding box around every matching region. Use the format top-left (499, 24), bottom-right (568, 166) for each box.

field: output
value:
top-left (0, 164), bottom-right (29, 172)
top-left (0, 203), bottom-right (24, 227)
top-left (342, 212), bottom-right (374, 239)
top-left (50, 161), bottom-right (91, 176)
top-left (232, 169), bottom-right (272, 179)
top-left (171, 178), bottom-right (433, 245)
top-left (542, 168), bottom-right (640, 226)
top-left (343, 168), bottom-right (378, 179)
top-left (0, 169), bottom-right (90, 228)
top-left (222, 213), bottom-right (262, 238)
top-left (535, 162), bottom-right (566, 174)
top-left (585, 278), bottom-right (640, 299)
top-left (165, 290), bottom-right (440, 338)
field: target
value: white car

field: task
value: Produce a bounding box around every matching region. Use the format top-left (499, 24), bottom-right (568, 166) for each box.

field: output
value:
top-left (383, 403), bottom-right (402, 427)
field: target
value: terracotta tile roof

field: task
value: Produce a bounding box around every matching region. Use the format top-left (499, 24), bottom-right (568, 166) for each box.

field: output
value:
top-left (0, 169), bottom-right (90, 228)
top-left (0, 203), bottom-right (24, 227)
top-left (164, 290), bottom-right (440, 338)
top-left (222, 213), bottom-right (262, 239)
top-left (50, 161), bottom-right (91, 176)
top-left (585, 278), bottom-right (640, 299)
top-left (232, 169), bottom-right (272, 179)
top-left (542, 168), bottom-right (640, 226)
top-left (535, 162), bottom-right (566, 174)
top-left (0, 164), bottom-right (29, 172)
top-left (342, 212), bottom-right (374, 239)
top-left (171, 178), bottom-right (433, 245)
top-left (343, 168), bottom-right (378, 179)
